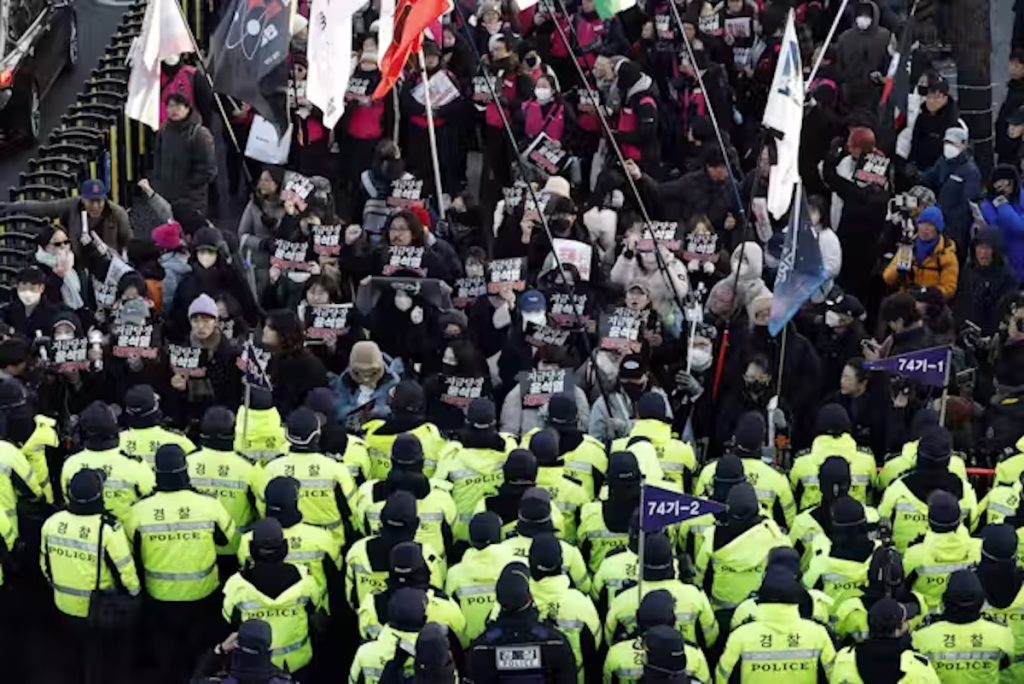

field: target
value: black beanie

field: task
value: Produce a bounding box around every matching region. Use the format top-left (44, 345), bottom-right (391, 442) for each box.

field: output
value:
top-left (414, 622), bottom-right (455, 681)
top-left (391, 380), bottom-right (425, 415)
top-left (154, 444), bottom-right (189, 491)
top-left (637, 589), bottom-right (676, 630)
top-left (546, 393), bottom-right (577, 427)
top-left (643, 532), bottom-right (675, 581)
top-left (388, 587), bottom-right (428, 632)
top-left (80, 401), bottom-right (119, 450)
top-left (983, 523), bottom-right (1019, 562)
top-left (381, 490), bottom-right (419, 532)
top-left (496, 562), bottom-right (533, 612)
top-left (917, 425), bottom-right (952, 464)
top-left (831, 496), bottom-right (867, 528)
top-left (469, 511), bottom-right (502, 549)
top-left (819, 456), bottom-right (851, 499)
top-left (285, 408), bottom-right (321, 453)
top-left (200, 406), bottom-right (236, 451)
top-left (517, 488), bottom-right (553, 531)
top-left (389, 540), bottom-right (428, 587)
top-left (528, 533), bottom-right (563, 579)
top-left (816, 403), bottom-right (852, 437)
top-left (264, 476), bottom-right (302, 528)
top-left (250, 387), bottom-right (274, 411)
top-left (714, 455), bottom-right (745, 485)
top-left (504, 449), bottom-right (538, 485)
top-left (758, 565), bottom-right (804, 605)
top-left (727, 482), bottom-right (759, 522)
top-left (617, 60), bottom-right (642, 91)
top-left (642, 625), bottom-right (687, 679)
top-left (529, 428), bottom-right (560, 465)
top-left (466, 398), bottom-right (496, 430)
top-left (943, 569), bottom-right (984, 612)
top-left (733, 412), bottom-right (765, 456)
top-left (607, 451), bottom-right (641, 486)
top-left (124, 384), bottom-right (160, 427)
top-left (867, 598), bottom-right (907, 638)
top-left (251, 517), bottom-right (288, 563)
top-left (636, 392), bottom-right (668, 421)
top-left (67, 468), bottom-right (105, 515)
top-left (767, 546), bottom-right (801, 576)
top-left (927, 491), bottom-right (961, 532)
top-left (391, 433), bottom-right (425, 469)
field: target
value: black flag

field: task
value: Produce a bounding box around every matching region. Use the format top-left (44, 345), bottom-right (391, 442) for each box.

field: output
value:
top-left (207, 0), bottom-right (292, 134)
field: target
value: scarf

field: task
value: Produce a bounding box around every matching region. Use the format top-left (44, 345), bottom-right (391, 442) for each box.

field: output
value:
top-left (914, 236), bottom-right (940, 263)
top-left (35, 247), bottom-right (84, 310)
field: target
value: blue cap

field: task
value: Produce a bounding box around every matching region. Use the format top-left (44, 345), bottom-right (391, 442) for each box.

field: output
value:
top-left (80, 179), bottom-right (107, 200)
top-left (519, 289), bottom-right (546, 312)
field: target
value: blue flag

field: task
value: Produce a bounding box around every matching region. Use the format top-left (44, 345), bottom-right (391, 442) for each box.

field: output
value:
top-left (768, 188), bottom-right (829, 337)
top-left (863, 346), bottom-right (950, 387)
top-left (641, 485), bottom-right (727, 531)
top-left (241, 338), bottom-right (273, 391)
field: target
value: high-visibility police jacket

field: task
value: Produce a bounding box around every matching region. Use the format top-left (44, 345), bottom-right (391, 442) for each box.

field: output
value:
top-left (343, 537), bottom-right (445, 610)
top-left (39, 511), bottom-right (140, 617)
top-left (878, 479), bottom-right (978, 553)
top-left (731, 591), bottom-right (834, 630)
top-left (834, 591), bottom-right (927, 645)
top-left (604, 578), bottom-right (719, 647)
top-left (977, 482), bottom-right (1021, 528)
top-left (0, 509), bottom-right (14, 585)
top-left (445, 543), bottom-right (516, 642)
top-left (120, 426), bottom-right (195, 468)
top-left (125, 489), bottom-right (236, 601)
top-left (981, 580), bottom-right (1024, 682)
top-left (333, 434), bottom-right (371, 485)
top-left (364, 420), bottom-right (449, 479)
top-left (254, 450), bottom-right (359, 542)
top-left (603, 636), bottom-right (710, 684)
top-left (993, 434), bottom-right (1024, 487)
top-left (591, 547), bottom-right (638, 607)
top-left (238, 520), bottom-right (340, 600)
top-left (60, 447), bottom-right (154, 522)
top-left (222, 566), bottom-right (322, 673)
top-left (498, 532), bottom-right (592, 594)
top-left (348, 624), bottom-right (419, 684)
top-left (524, 574), bottom-right (601, 680)
top-left (432, 436), bottom-right (516, 540)
top-left (696, 456), bottom-right (796, 530)
top-left (912, 616), bottom-right (1014, 684)
top-left (577, 502), bottom-right (631, 575)
top-left (790, 505), bottom-right (881, 572)
top-left (829, 645), bottom-right (941, 683)
top-left (358, 587), bottom-right (465, 644)
top-left (877, 441), bottom-right (969, 491)
top-left (696, 518), bottom-right (793, 610)
top-left (234, 406), bottom-right (287, 466)
top-left (607, 438), bottom-right (666, 483)
top-left (803, 541), bottom-right (881, 606)
top-left (535, 465), bottom-right (589, 542)
top-left (520, 430), bottom-right (608, 500)
top-left (905, 527), bottom-right (982, 614)
top-left (187, 447), bottom-right (255, 554)
top-left (23, 415), bottom-right (58, 503)
top-left (790, 434), bottom-right (875, 511)
top-left (356, 479), bottom-right (456, 556)
top-left (716, 602), bottom-right (837, 683)
top-left (613, 419), bottom-right (696, 490)
top-left (0, 439), bottom-right (42, 538)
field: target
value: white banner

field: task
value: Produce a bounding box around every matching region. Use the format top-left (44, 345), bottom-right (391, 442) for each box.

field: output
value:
top-left (124, 0), bottom-right (194, 130)
top-left (306, 0), bottom-right (361, 128)
top-left (763, 11), bottom-right (804, 220)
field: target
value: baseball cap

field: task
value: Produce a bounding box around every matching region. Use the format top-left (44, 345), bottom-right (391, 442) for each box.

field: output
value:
top-left (944, 127), bottom-right (968, 145)
top-left (80, 179), bottom-right (107, 200)
top-left (519, 289), bottom-right (547, 313)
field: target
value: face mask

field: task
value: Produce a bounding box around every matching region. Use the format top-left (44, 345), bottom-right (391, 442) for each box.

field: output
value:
top-left (442, 348), bottom-right (458, 367)
top-left (163, 54), bottom-right (180, 67)
top-left (466, 264), bottom-right (485, 278)
top-left (824, 310), bottom-right (844, 328)
top-left (54, 332), bottom-right (74, 342)
top-left (623, 382), bottom-right (645, 400)
top-left (550, 217), bottom-right (571, 235)
top-left (522, 311), bottom-right (547, 327)
top-left (688, 347), bottom-right (713, 372)
top-left (197, 252), bottom-right (217, 269)
top-left (535, 87), bottom-right (553, 103)
top-left (855, 15), bottom-right (871, 30)
top-left (394, 291), bottom-right (413, 312)
top-left (943, 143), bottom-right (960, 159)
top-left (17, 290), bottom-right (40, 307)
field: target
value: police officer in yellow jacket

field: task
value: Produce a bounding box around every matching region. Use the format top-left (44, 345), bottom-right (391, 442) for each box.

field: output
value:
top-left (878, 426), bottom-right (978, 552)
top-left (912, 569), bottom-right (1015, 684)
top-left (445, 512), bottom-right (516, 643)
top-left (830, 597), bottom-right (940, 683)
top-left (305, 387), bottom-right (372, 484)
top-left (790, 403), bottom-right (875, 510)
top-left (716, 564), bottom-right (837, 683)
top-left (61, 401), bottom-right (154, 522)
top-left (254, 407), bottom-right (359, 545)
top-left (222, 517), bottom-right (323, 678)
top-left (577, 451), bottom-right (640, 574)
top-left (234, 387), bottom-right (287, 466)
top-left (532, 393), bottom-right (607, 499)
top-left (834, 546), bottom-right (926, 646)
top-left (790, 456), bottom-right (860, 570)
top-left (188, 406), bottom-right (257, 566)
top-left (679, 454), bottom-right (746, 561)
top-left (363, 380), bottom-right (449, 479)
top-left (40, 469), bottom-right (140, 683)
top-left (617, 392), bottom-right (696, 491)
top-left (977, 524), bottom-right (1024, 680)
top-left (349, 587), bottom-right (435, 684)
top-left (904, 492), bottom-right (982, 614)
top-left (592, 514), bottom-right (640, 614)
top-left (529, 428), bottom-right (590, 541)
top-left (803, 496), bottom-right (879, 606)
top-left (125, 444), bottom-right (237, 684)
top-left (476, 448), bottom-right (566, 540)
top-left (119, 384), bottom-right (195, 467)
top-left (603, 590), bottom-right (711, 684)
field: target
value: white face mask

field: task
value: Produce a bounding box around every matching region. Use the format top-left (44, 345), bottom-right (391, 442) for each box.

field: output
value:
top-left (197, 252), bottom-right (218, 269)
top-left (943, 143), bottom-right (960, 159)
top-left (54, 332), bottom-right (74, 342)
top-left (824, 310), bottom-right (844, 328)
top-left (522, 311), bottom-right (547, 328)
top-left (688, 347), bottom-right (712, 372)
top-left (17, 290), bottom-right (40, 307)
top-left (535, 87), bottom-right (553, 103)
top-left (394, 291), bottom-right (413, 312)
top-left (466, 264), bottom-right (485, 278)
top-left (163, 54), bottom-right (181, 67)
top-left (855, 15), bottom-right (871, 30)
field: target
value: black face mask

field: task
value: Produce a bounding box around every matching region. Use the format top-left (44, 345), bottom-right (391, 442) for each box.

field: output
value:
top-left (743, 379), bottom-right (771, 405)
top-left (381, 160), bottom-right (405, 181)
top-left (623, 382), bottom-right (646, 401)
top-left (550, 217), bottom-right (572, 236)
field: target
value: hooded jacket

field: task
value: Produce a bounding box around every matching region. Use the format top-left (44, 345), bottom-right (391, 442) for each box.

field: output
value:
top-left (922, 149), bottom-right (983, 253)
top-left (151, 110), bottom-right (217, 214)
top-left (834, 1), bottom-right (891, 110)
top-left (954, 227), bottom-right (1019, 334)
top-left (981, 165), bottom-right (1024, 281)
top-left (884, 234), bottom-right (959, 299)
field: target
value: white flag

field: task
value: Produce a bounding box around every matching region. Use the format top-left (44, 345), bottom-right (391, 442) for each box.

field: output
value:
top-left (763, 11), bottom-right (803, 220)
top-left (124, 0), bottom-right (194, 131)
top-left (306, 0), bottom-right (362, 128)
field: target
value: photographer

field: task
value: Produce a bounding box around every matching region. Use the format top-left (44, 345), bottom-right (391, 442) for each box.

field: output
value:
top-left (883, 206), bottom-right (959, 301)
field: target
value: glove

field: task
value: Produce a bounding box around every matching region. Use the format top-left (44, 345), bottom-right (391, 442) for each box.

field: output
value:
top-left (702, 260), bottom-right (715, 275)
top-left (674, 369), bottom-right (703, 398)
top-left (687, 259), bottom-right (699, 272)
top-left (259, 236), bottom-right (276, 252)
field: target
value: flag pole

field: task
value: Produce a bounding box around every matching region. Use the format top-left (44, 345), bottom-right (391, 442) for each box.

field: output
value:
top-left (804, 0), bottom-right (849, 87)
top-left (416, 49), bottom-right (447, 217)
top-left (938, 347), bottom-right (952, 426)
top-left (637, 479), bottom-right (646, 600)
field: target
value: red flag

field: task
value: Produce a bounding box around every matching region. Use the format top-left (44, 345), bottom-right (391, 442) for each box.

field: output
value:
top-left (372, 0), bottom-right (449, 99)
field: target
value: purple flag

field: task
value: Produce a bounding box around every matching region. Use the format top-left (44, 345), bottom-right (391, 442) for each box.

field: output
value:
top-left (863, 346), bottom-right (950, 387)
top-left (641, 486), bottom-right (726, 531)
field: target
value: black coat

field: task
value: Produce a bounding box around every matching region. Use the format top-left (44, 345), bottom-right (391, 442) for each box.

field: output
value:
top-left (169, 262), bottom-right (259, 340)
top-left (997, 78), bottom-right (1024, 164)
top-left (0, 299), bottom-right (59, 339)
top-left (910, 101), bottom-right (960, 170)
top-left (268, 348), bottom-right (328, 417)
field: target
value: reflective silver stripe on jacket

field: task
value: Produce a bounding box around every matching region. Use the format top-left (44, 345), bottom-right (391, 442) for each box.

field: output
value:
top-left (894, 502), bottom-right (920, 513)
top-left (46, 536), bottom-right (97, 553)
top-left (137, 521), bottom-right (214, 534)
top-left (190, 478), bottom-right (248, 490)
top-left (989, 501), bottom-right (1015, 516)
top-left (419, 512), bottom-right (445, 522)
top-left (52, 582), bottom-right (93, 597)
top-left (145, 563), bottom-right (216, 581)
top-left (237, 596), bottom-right (310, 611)
top-left (103, 479), bottom-right (138, 490)
top-left (557, 618), bottom-right (584, 630)
top-left (741, 648), bottom-right (822, 660)
top-left (242, 451), bottom-right (281, 463)
top-left (456, 584), bottom-right (493, 597)
top-left (288, 550), bottom-right (326, 562)
top-left (917, 562), bottom-right (972, 575)
top-left (272, 637), bottom-right (310, 656)
top-left (931, 650), bottom-right (1003, 661)
top-left (448, 469), bottom-right (475, 480)
top-left (661, 462), bottom-right (685, 472)
top-left (297, 478), bottom-right (336, 488)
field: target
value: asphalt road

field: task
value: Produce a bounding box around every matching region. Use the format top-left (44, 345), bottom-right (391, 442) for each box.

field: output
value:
top-left (0, 0), bottom-right (129, 197)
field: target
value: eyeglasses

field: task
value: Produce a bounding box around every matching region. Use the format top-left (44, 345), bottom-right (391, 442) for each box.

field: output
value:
top-left (50, 240), bottom-right (70, 248)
